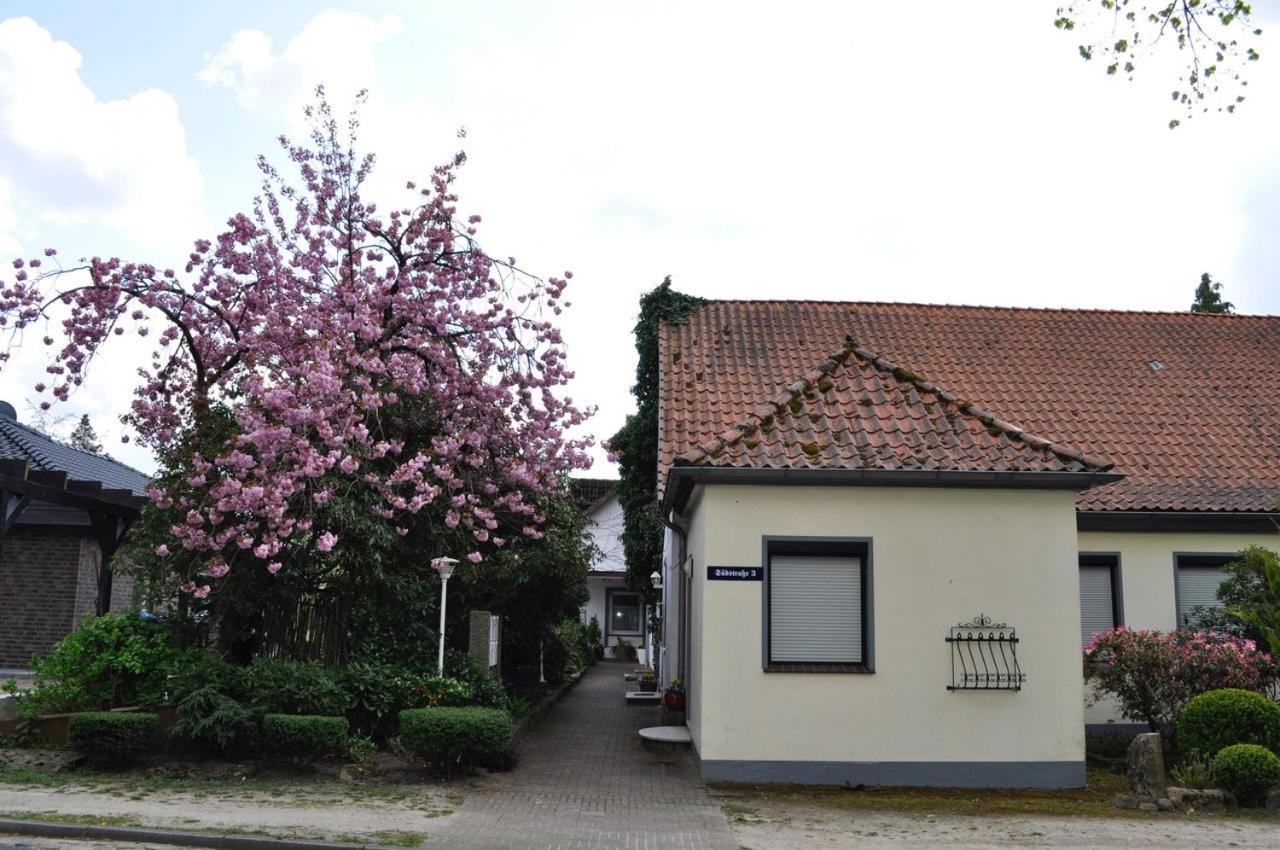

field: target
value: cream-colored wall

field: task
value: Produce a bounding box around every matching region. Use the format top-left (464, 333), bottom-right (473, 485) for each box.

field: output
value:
top-left (684, 487), bottom-right (707, 750)
top-left (1078, 529), bottom-right (1279, 726)
top-left (691, 484), bottom-right (1083, 766)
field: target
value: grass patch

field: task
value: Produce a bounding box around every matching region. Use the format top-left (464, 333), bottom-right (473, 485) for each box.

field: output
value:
top-left (375, 830), bottom-right (427, 847)
top-left (715, 770), bottom-right (1138, 819)
top-left (0, 811), bottom-right (141, 827)
top-left (714, 770), bottom-right (1280, 821)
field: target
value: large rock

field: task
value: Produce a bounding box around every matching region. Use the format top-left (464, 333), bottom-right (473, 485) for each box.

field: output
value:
top-left (1126, 732), bottom-right (1167, 799)
top-left (1166, 786), bottom-right (1234, 812)
top-left (1266, 786), bottom-right (1280, 812)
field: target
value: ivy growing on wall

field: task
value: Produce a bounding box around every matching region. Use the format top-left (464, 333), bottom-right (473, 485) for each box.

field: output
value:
top-left (608, 278), bottom-right (704, 608)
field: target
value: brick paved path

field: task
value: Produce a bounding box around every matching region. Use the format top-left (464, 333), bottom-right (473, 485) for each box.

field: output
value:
top-left (427, 662), bottom-right (737, 850)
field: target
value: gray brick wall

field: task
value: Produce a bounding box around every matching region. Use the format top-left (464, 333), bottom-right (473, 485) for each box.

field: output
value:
top-left (0, 528), bottom-right (84, 667)
top-left (0, 528), bottom-right (136, 668)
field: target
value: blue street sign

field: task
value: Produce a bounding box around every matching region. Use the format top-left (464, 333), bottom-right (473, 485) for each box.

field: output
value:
top-left (707, 566), bottom-right (762, 581)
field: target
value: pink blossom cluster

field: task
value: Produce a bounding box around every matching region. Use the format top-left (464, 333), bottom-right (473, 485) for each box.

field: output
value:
top-left (1085, 626), bottom-right (1277, 729)
top-left (0, 97), bottom-right (591, 588)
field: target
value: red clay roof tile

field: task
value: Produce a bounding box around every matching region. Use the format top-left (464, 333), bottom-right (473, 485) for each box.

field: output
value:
top-left (658, 301), bottom-right (1280, 512)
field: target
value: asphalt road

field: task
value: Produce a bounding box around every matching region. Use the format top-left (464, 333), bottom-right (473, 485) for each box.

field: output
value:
top-left (0, 841), bottom-right (217, 850)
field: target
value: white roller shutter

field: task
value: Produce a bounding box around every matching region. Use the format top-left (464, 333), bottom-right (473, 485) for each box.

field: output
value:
top-left (1177, 566), bottom-right (1226, 626)
top-left (1079, 565), bottom-right (1115, 646)
top-left (769, 555), bottom-right (861, 663)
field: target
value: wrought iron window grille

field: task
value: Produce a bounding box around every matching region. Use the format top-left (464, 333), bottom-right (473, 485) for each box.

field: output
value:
top-left (945, 614), bottom-right (1026, 692)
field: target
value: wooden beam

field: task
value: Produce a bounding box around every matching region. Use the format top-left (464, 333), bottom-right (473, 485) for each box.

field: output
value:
top-left (0, 472), bottom-right (142, 518)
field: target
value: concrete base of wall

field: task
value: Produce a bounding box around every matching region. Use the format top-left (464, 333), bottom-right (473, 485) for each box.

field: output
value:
top-left (696, 751), bottom-right (1086, 789)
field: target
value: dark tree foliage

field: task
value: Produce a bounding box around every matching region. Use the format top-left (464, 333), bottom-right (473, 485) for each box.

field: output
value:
top-left (1055, 1), bottom-right (1261, 128)
top-left (68, 414), bottom-right (103, 454)
top-left (1191, 272), bottom-right (1235, 314)
top-left (608, 278), bottom-right (704, 606)
top-left (1188, 546), bottom-right (1280, 652)
top-left (447, 492), bottom-right (592, 687)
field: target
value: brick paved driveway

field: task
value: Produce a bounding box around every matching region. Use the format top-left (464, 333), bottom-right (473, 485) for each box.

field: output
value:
top-left (427, 662), bottom-right (737, 850)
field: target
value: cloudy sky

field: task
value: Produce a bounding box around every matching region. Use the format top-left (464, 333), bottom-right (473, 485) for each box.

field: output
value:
top-left (0, 1), bottom-right (1277, 475)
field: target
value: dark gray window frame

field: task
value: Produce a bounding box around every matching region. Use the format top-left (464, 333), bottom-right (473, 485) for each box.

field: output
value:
top-left (1172, 551), bottom-right (1237, 627)
top-left (761, 536), bottom-right (874, 674)
top-left (606, 588), bottom-right (645, 639)
top-left (1078, 552), bottom-right (1124, 644)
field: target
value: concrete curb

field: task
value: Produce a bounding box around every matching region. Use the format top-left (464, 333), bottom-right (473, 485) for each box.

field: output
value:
top-left (0, 818), bottom-right (400, 850)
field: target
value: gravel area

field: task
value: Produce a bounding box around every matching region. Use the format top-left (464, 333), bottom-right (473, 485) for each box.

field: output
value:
top-left (0, 781), bottom-right (454, 844)
top-left (729, 804), bottom-right (1280, 849)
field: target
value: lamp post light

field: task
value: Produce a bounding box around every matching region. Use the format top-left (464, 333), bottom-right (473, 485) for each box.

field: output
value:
top-left (431, 557), bottom-right (459, 676)
top-left (650, 570), bottom-right (663, 674)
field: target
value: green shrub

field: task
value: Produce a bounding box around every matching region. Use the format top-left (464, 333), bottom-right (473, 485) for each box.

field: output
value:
top-left (25, 614), bottom-right (176, 715)
top-left (339, 661), bottom-right (431, 741)
top-left (69, 711), bottom-right (159, 766)
top-left (1214, 743), bottom-right (1280, 806)
top-left (172, 684), bottom-right (258, 755)
top-left (244, 659), bottom-right (351, 716)
top-left (445, 651), bottom-right (507, 709)
top-left (1177, 688), bottom-right (1280, 758)
top-left (1170, 751), bottom-right (1215, 790)
top-left (555, 618), bottom-right (591, 672)
top-left (399, 707), bottom-right (511, 769)
top-left (414, 676), bottom-right (475, 707)
top-left (347, 733), bottom-right (377, 763)
top-left (584, 616), bottom-right (603, 658)
top-left (542, 631), bottom-right (572, 685)
top-left (263, 714), bottom-right (349, 759)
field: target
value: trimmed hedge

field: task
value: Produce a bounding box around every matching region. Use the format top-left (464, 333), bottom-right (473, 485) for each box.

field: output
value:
top-left (400, 707), bottom-right (511, 768)
top-left (1177, 688), bottom-right (1280, 758)
top-left (262, 714), bottom-right (349, 759)
top-left (1214, 743), bottom-right (1280, 807)
top-left (69, 711), bottom-right (159, 766)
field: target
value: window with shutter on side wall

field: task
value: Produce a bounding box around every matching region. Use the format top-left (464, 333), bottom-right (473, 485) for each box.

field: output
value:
top-left (1079, 555), bottom-right (1120, 647)
top-left (768, 555), bottom-right (862, 665)
top-left (1175, 554), bottom-right (1235, 627)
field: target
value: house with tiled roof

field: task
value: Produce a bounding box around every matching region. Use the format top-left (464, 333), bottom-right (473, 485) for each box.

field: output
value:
top-left (0, 402), bottom-right (150, 668)
top-left (653, 300), bottom-right (1280, 789)
top-left (571, 477), bottom-right (651, 663)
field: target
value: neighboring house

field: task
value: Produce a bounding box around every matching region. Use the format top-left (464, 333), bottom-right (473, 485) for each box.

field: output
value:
top-left (573, 478), bottom-right (650, 664)
top-left (0, 402), bottom-right (149, 669)
top-left (655, 301), bottom-right (1280, 788)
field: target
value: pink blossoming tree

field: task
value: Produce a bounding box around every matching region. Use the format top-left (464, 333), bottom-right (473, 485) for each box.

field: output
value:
top-left (1085, 627), bottom-right (1277, 732)
top-left (0, 94), bottom-right (590, 597)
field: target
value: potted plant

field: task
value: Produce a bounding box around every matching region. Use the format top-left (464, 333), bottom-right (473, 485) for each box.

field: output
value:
top-left (663, 678), bottom-right (685, 712)
top-left (615, 638), bottom-right (638, 663)
top-left (638, 671), bottom-right (658, 693)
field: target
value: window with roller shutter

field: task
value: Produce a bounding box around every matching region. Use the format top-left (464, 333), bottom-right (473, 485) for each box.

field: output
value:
top-left (1175, 553), bottom-right (1235, 627)
top-left (763, 538), bottom-right (872, 672)
top-left (1079, 554), bottom-right (1121, 647)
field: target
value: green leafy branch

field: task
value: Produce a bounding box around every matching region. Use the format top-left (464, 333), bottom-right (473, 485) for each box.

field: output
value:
top-left (1055, 1), bottom-right (1262, 127)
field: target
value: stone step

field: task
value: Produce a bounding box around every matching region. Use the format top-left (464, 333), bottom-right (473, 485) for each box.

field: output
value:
top-left (625, 691), bottom-right (661, 705)
top-left (640, 725), bottom-right (691, 752)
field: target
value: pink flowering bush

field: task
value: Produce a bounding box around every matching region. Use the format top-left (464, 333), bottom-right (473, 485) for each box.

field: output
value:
top-left (0, 93), bottom-right (590, 591)
top-left (1085, 627), bottom-right (1277, 732)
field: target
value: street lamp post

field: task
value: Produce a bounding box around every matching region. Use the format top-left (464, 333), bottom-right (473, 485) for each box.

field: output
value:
top-left (431, 557), bottom-right (459, 676)
top-left (650, 570), bottom-right (663, 674)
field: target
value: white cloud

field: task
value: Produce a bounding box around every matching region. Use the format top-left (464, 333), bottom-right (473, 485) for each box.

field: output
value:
top-left (197, 3), bottom-right (1280, 475)
top-left (199, 11), bottom-right (404, 116)
top-left (0, 16), bottom-right (204, 256)
top-left (0, 16), bottom-right (207, 472)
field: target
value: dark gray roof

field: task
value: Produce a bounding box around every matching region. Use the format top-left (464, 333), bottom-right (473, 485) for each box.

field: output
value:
top-left (0, 415), bottom-right (150, 496)
top-left (569, 477), bottom-right (617, 513)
